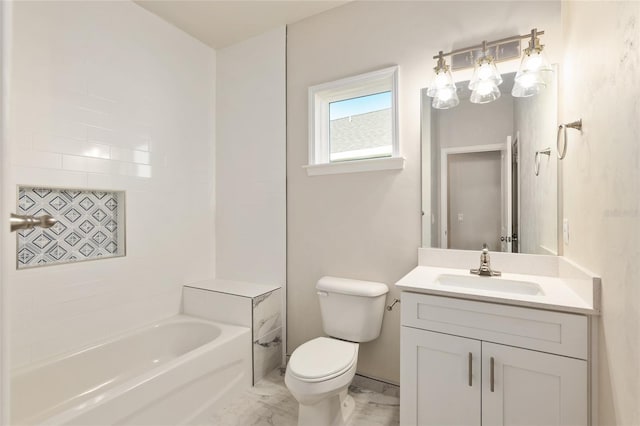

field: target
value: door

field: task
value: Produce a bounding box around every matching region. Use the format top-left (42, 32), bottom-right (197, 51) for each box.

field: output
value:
top-left (482, 342), bottom-right (588, 426)
top-left (446, 151), bottom-right (502, 251)
top-left (401, 327), bottom-right (481, 426)
top-left (0, 2), bottom-right (7, 423)
top-left (500, 136), bottom-right (513, 252)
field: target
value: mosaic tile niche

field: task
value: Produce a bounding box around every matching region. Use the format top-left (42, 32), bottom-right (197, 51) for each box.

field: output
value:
top-left (17, 187), bottom-right (125, 269)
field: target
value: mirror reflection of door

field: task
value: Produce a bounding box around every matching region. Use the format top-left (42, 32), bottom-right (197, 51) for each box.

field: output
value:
top-left (441, 136), bottom-right (516, 253)
top-left (447, 150), bottom-right (502, 251)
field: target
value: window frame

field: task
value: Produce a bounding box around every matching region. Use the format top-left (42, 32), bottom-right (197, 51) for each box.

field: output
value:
top-left (305, 66), bottom-right (403, 176)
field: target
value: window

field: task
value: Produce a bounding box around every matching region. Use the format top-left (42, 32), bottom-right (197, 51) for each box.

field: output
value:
top-left (306, 66), bottom-right (404, 176)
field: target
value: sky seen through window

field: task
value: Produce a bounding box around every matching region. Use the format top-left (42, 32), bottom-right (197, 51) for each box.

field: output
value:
top-left (329, 91), bottom-right (391, 121)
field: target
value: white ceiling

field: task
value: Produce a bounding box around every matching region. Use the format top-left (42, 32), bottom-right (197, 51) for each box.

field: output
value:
top-left (135, 0), bottom-right (349, 49)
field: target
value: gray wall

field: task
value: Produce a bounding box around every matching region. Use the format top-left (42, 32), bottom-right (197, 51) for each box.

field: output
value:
top-left (514, 72), bottom-right (558, 255)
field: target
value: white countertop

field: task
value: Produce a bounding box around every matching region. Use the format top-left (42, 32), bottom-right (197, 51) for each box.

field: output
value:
top-left (397, 249), bottom-right (601, 315)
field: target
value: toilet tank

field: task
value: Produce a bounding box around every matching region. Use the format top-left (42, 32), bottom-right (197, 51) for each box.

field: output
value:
top-left (316, 276), bottom-right (389, 342)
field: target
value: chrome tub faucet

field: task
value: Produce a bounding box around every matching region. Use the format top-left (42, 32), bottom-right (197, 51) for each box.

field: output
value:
top-left (470, 244), bottom-right (501, 277)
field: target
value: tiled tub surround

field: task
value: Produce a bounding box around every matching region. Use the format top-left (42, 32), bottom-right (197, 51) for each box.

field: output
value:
top-left (17, 187), bottom-right (125, 268)
top-left (6, 0), bottom-right (216, 368)
top-left (183, 279), bottom-right (282, 384)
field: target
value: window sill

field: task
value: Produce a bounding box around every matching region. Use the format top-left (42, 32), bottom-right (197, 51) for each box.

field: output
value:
top-left (303, 156), bottom-right (405, 177)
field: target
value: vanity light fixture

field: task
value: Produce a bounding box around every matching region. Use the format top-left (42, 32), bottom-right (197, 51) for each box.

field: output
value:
top-left (427, 51), bottom-right (459, 109)
top-left (426, 28), bottom-right (552, 107)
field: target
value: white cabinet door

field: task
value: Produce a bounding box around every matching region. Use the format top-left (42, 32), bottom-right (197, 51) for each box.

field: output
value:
top-left (482, 342), bottom-right (588, 426)
top-left (401, 327), bottom-right (481, 426)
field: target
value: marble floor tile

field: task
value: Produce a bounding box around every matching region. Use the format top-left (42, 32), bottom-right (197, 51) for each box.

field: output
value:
top-left (206, 368), bottom-right (400, 426)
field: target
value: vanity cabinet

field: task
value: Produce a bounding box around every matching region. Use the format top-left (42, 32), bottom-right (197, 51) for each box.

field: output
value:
top-left (400, 292), bottom-right (589, 426)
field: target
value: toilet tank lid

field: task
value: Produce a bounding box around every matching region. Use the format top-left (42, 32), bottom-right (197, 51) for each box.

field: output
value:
top-left (316, 276), bottom-right (389, 297)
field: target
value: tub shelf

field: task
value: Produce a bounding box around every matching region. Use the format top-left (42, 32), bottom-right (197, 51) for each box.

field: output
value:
top-left (183, 279), bottom-right (283, 384)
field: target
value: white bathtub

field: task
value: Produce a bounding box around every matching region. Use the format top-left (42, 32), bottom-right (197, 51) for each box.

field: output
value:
top-left (10, 315), bottom-right (252, 425)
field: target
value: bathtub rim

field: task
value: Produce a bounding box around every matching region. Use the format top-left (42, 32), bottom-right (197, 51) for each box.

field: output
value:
top-left (11, 314), bottom-right (240, 376)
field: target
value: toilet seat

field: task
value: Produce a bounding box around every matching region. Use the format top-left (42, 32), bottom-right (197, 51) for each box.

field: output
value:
top-left (288, 337), bottom-right (358, 383)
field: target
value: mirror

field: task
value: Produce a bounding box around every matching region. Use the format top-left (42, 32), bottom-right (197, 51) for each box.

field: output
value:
top-left (421, 68), bottom-right (559, 255)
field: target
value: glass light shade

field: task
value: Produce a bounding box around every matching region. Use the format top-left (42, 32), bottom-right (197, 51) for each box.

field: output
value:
top-left (427, 68), bottom-right (455, 97)
top-left (432, 86), bottom-right (459, 109)
top-left (511, 72), bottom-right (546, 97)
top-left (470, 80), bottom-right (501, 104)
top-left (469, 57), bottom-right (503, 90)
top-left (516, 49), bottom-right (553, 76)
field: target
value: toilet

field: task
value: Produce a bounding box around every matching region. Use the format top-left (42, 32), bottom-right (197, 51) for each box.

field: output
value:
top-left (285, 276), bottom-right (389, 426)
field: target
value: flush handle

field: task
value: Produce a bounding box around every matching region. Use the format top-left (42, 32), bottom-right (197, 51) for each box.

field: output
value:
top-left (9, 213), bottom-right (57, 232)
top-left (316, 291), bottom-right (329, 297)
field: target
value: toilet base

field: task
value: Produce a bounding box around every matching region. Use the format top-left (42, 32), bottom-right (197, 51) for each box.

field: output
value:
top-left (297, 389), bottom-right (355, 426)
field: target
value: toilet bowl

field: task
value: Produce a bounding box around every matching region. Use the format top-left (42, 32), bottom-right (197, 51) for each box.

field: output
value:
top-left (285, 277), bottom-right (388, 426)
top-left (285, 337), bottom-right (358, 426)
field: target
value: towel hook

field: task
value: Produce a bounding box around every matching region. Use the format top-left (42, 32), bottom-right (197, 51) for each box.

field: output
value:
top-left (557, 119), bottom-right (582, 160)
top-left (534, 147), bottom-right (551, 176)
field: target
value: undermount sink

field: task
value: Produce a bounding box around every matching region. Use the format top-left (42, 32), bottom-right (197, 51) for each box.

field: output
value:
top-left (435, 274), bottom-right (545, 296)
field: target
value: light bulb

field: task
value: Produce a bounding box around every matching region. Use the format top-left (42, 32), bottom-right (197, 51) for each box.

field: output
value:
top-left (432, 86), bottom-right (459, 109)
top-left (525, 54), bottom-right (542, 71)
top-left (521, 50), bottom-right (552, 74)
top-left (517, 73), bottom-right (540, 89)
top-left (512, 72), bottom-right (546, 98)
top-left (470, 80), bottom-right (500, 104)
top-left (434, 72), bottom-right (449, 88)
top-left (438, 88), bottom-right (453, 101)
top-left (469, 56), bottom-right (503, 91)
top-left (475, 80), bottom-right (494, 96)
top-left (477, 63), bottom-right (492, 80)
top-left (427, 67), bottom-right (456, 97)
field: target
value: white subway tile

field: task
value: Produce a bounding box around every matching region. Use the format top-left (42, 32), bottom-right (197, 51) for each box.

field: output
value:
top-left (34, 133), bottom-right (109, 159)
top-left (51, 61), bottom-right (89, 96)
top-left (87, 126), bottom-right (151, 152)
top-left (13, 166), bottom-right (88, 188)
top-left (62, 155), bottom-right (112, 174)
top-left (125, 163), bottom-right (152, 178)
top-left (8, 285), bottom-right (34, 313)
top-left (13, 151), bottom-right (63, 169)
top-left (86, 173), bottom-right (152, 192)
top-left (10, 129), bottom-right (34, 152)
top-left (10, 343), bottom-right (33, 370)
top-left (110, 146), bottom-right (151, 165)
top-left (45, 120), bottom-right (87, 141)
top-left (58, 91), bottom-right (118, 115)
top-left (86, 125), bottom-right (117, 145)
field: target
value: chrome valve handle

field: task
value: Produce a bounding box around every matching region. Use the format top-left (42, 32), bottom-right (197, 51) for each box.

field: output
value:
top-left (10, 213), bottom-right (57, 232)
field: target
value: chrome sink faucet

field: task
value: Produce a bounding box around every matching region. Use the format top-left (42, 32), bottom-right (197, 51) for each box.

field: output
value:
top-left (470, 244), bottom-right (502, 277)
